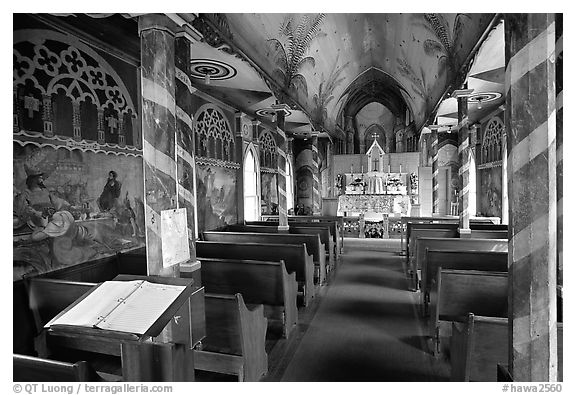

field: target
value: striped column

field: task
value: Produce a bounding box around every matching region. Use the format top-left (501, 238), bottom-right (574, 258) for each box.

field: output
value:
top-left (139, 15), bottom-right (179, 277)
top-left (505, 13), bottom-right (558, 382)
top-left (274, 107), bottom-right (289, 230)
top-left (431, 130), bottom-right (439, 214)
top-left (345, 115), bottom-right (355, 154)
top-left (456, 94), bottom-right (471, 233)
top-left (174, 34), bottom-right (198, 271)
top-left (555, 13), bottom-right (563, 300)
top-left (311, 136), bottom-right (322, 215)
top-left (502, 125), bottom-right (509, 225)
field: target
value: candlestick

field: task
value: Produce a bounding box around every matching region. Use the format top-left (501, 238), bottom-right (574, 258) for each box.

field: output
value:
top-left (361, 164), bottom-right (363, 174)
top-left (400, 164), bottom-right (402, 173)
top-left (388, 164), bottom-right (391, 173)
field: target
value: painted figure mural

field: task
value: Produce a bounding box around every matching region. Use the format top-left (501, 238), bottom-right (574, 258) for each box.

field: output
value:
top-left (13, 144), bottom-right (145, 280)
top-left (195, 164), bottom-right (238, 232)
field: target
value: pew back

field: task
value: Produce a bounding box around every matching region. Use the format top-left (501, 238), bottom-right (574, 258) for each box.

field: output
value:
top-left (202, 231), bottom-right (326, 284)
top-left (422, 250), bottom-right (508, 309)
top-left (407, 226), bottom-right (459, 265)
top-left (436, 269), bottom-right (508, 322)
top-left (199, 258), bottom-right (298, 338)
top-left (13, 354), bottom-right (101, 382)
top-left (196, 241), bottom-right (314, 306)
top-left (26, 278), bottom-right (97, 332)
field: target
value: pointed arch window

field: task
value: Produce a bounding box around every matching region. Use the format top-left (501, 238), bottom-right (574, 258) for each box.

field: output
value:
top-left (481, 116), bottom-right (504, 165)
top-left (244, 146), bottom-right (259, 221)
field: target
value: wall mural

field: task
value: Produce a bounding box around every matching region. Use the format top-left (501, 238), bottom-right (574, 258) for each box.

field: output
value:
top-left (13, 27), bottom-right (143, 280)
top-left (478, 166), bottom-right (502, 218)
top-left (195, 163), bottom-right (238, 232)
top-left (13, 144), bottom-right (145, 280)
top-left (261, 172), bottom-right (278, 215)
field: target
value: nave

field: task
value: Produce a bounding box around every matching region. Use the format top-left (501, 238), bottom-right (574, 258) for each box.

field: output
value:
top-left (271, 239), bottom-right (449, 382)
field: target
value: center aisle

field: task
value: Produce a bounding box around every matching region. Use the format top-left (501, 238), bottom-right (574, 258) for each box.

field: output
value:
top-left (279, 238), bottom-right (450, 381)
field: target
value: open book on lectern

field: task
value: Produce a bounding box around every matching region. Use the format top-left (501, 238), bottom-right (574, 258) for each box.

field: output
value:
top-left (45, 280), bottom-right (186, 335)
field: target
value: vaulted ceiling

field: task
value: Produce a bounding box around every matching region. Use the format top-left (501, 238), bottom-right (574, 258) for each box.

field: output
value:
top-left (41, 12), bottom-right (501, 140)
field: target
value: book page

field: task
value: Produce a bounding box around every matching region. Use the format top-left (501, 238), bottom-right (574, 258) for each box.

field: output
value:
top-left (45, 280), bottom-right (143, 328)
top-left (97, 281), bottom-right (186, 334)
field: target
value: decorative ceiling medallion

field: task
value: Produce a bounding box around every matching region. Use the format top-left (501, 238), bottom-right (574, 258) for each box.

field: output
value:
top-left (467, 92), bottom-right (502, 104)
top-left (190, 59), bottom-right (237, 81)
top-left (255, 108), bottom-right (293, 118)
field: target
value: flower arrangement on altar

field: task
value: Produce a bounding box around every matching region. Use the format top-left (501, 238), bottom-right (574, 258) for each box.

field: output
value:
top-left (386, 174), bottom-right (402, 187)
top-left (410, 172), bottom-right (418, 193)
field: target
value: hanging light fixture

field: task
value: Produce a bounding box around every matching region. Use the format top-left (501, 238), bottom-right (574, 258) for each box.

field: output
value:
top-left (476, 97), bottom-right (483, 110)
top-left (204, 73), bottom-right (211, 85)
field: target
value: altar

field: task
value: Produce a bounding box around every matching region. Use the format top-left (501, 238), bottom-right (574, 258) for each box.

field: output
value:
top-left (337, 194), bottom-right (411, 216)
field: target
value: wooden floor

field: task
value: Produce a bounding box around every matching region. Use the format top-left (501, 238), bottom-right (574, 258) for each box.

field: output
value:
top-left (260, 238), bottom-right (450, 382)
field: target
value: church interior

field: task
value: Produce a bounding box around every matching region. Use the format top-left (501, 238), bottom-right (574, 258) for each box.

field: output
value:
top-left (12, 12), bottom-right (563, 383)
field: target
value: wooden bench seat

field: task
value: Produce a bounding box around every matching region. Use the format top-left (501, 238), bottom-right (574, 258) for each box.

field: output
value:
top-left (196, 258), bottom-right (298, 339)
top-left (429, 269), bottom-right (508, 355)
top-left (421, 250), bottom-right (508, 315)
top-left (194, 293), bottom-right (268, 382)
top-left (407, 224), bottom-right (459, 266)
top-left (412, 237), bottom-right (508, 291)
top-left (196, 241), bottom-right (315, 306)
top-left (202, 231), bottom-right (327, 285)
top-left (229, 224), bottom-right (335, 275)
top-left (250, 220), bottom-right (342, 256)
top-left (451, 315), bottom-right (563, 382)
top-left (13, 353), bottom-right (102, 382)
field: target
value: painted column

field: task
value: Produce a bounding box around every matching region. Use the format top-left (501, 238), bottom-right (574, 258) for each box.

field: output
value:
top-left (286, 136), bottom-right (294, 212)
top-left (13, 87), bottom-right (19, 133)
top-left (139, 14), bottom-right (180, 277)
top-left (345, 115), bottom-right (355, 154)
top-left (311, 136), bottom-right (322, 215)
top-left (431, 129), bottom-right (439, 215)
top-left (273, 104), bottom-right (290, 230)
top-left (468, 124), bottom-right (478, 217)
top-left (97, 109), bottom-right (105, 144)
top-left (454, 90), bottom-right (472, 234)
top-left (555, 13), bottom-right (563, 308)
top-left (505, 13), bottom-right (558, 381)
top-left (174, 31), bottom-right (200, 275)
top-left (501, 122), bottom-right (509, 225)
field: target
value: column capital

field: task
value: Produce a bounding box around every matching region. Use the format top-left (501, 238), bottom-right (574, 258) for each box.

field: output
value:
top-left (138, 14), bottom-right (180, 36)
top-left (451, 88), bottom-right (474, 98)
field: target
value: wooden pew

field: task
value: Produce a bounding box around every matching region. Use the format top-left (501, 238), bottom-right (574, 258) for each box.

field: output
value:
top-left (13, 354), bottom-right (102, 382)
top-left (249, 220), bottom-right (341, 257)
top-left (197, 258), bottom-right (298, 339)
top-left (194, 293), bottom-right (268, 382)
top-left (451, 315), bottom-right (563, 382)
top-left (450, 314), bottom-right (507, 381)
top-left (421, 250), bottom-right (508, 315)
top-left (26, 278), bottom-right (97, 340)
top-left (400, 216), bottom-right (502, 256)
top-left (406, 222), bottom-right (459, 263)
top-left (470, 229), bottom-right (509, 239)
top-left (229, 224), bottom-right (335, 275)
top-left (202, 231), bottom-right (327, 285)
top-left (412, 238), bottom-right (508, 292)
top-left (429, 269), bottom-right (508, 355)
top-left (196, 241), bottom-right (315, 306)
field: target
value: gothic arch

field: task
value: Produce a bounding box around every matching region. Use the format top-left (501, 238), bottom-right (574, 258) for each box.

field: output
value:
top-left (193, 103), bottom-right (235, 162)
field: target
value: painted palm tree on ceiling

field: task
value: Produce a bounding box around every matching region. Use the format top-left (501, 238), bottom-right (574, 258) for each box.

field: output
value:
top-left (312, 56), bottom-right (349, 131)
top-left (267, 13), bottom-right (326, 107)
top-left (413, 13), bottom-right (471, 91)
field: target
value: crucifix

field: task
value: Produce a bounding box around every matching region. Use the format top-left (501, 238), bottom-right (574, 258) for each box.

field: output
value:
top-left (107, 116), bottom-right (118, 134)
top-left (24, 95), bottom-right (40, 118)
